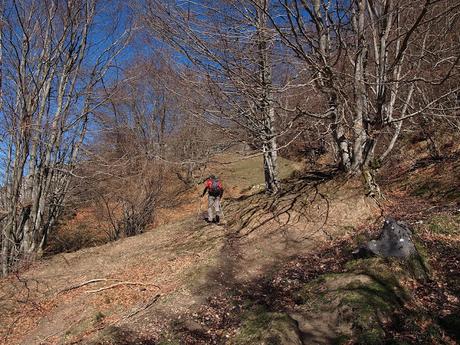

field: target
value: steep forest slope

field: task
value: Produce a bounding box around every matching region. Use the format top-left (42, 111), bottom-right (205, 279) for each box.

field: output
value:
top-left (1, 146), bottom-right (459, 345)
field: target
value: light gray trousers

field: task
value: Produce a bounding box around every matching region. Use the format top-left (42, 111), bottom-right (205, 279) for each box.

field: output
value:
top-left (207, 195), bottom-right (222, 221)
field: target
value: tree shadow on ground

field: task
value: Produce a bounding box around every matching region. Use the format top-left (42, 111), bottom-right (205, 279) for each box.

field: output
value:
top-left (173, 222), bottom-right (456, 344)
top-left (143, 163), bottom-right (460, 344)
top-left (223, 169), bottom-right (339, 243)
top-left (89, 325), bottom-right (157, 345)
top-left (86, 170), bottom-right (383, 344)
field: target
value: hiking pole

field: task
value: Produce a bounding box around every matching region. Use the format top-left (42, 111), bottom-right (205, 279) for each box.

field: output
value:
top-left (220, 201), bottom-right (227, 225)
top-left (197, 198), bottom-right (203, 221)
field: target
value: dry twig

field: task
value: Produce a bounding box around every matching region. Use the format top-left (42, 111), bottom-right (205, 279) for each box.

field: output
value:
top-left (123, 293), bottom-right (161, 320)
top-left (86, 281), bottom-right (160, 293)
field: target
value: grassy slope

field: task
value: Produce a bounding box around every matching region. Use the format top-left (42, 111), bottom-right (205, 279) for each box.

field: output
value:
top-left (0, 153), bottom-right (310, 345)
top-left (0, 149), bottom-right (459, 345)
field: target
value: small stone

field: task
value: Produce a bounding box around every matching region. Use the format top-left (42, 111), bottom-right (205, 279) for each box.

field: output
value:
top-left (183, 319), bottom-right (205, 333)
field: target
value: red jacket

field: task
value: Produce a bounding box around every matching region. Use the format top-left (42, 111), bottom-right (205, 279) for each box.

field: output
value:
top-left (202, 178), bottom-right (223, 197)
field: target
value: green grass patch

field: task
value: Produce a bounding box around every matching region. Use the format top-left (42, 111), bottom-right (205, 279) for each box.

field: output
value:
top-left (231, 306), bottom-right (300, 345)
top-left (411, 181), bottom-right (442, 197)
top-left (219, 155), bottom-right (300, 191)
top-left (428, 214), bottom-right (460, 235)
top-left (94, 311), bottom-right (105, 324)
top-left (157, 336), bottom-right (181, 345)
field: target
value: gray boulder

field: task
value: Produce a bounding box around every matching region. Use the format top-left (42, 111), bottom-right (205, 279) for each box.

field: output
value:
top-left (356, 218), bottom-right (417, 258)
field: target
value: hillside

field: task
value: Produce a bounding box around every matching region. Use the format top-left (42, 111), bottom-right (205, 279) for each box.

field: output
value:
top-left (1, 149), bottom-right (459, 345)
top-left (0, 1), bottom-right (458, 344)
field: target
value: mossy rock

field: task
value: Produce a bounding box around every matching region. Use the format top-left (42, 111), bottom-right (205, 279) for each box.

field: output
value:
top-left (293, 274), bottom-right (391, 343)
top-left (292, 258), bottom-right (416, 344)
top-left (407, 243), bottom-right (431, 281)
top-left (347, 252), bottom-right (430, 284)
top-left (231, 308), bottom-right (302, 345)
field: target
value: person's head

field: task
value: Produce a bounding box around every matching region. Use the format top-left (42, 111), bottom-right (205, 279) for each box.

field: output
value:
top-left (209, 174), bottom-right (216, 180)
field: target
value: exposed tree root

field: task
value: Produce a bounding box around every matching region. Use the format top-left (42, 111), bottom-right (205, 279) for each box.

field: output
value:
top-left (122, 293), bottom-right (161, 320)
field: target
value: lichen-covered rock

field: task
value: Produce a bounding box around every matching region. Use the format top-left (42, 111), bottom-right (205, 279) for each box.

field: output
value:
top-left (356, 218), bottom-right (417, 258)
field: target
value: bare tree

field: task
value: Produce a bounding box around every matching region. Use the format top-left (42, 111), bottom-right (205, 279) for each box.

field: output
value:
top-left (84, 58), bottom-right (174, 240)
top-left (261, 0), bottom-right (459, 192)
top-left (75, 55), bottom-right (213, 240)
top-left (139, 0), bottom-right (308, 194)
top-left (0, 0), bottom-right (130, 275)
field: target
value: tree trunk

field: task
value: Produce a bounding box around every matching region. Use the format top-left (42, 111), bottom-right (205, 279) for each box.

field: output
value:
top-left (351, 0), bottom-right (368, 172)
top-left (332, 120), bottom-right (352, 172)
top-left (1, 220), bottom-right (12, 276)
top-left (330, 99), bottom-right (351, 172)
top-left (257, 0), bottom-right (279, 194)
top-left (263, 107), bottom-right (279, 194)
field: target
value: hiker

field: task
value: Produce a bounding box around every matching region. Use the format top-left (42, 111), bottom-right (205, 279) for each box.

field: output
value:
top-left (201, 175), bottom-right (224, 223)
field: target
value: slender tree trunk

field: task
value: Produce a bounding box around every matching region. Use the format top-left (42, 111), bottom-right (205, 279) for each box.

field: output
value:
top-left (257, 0), bottom-right (279, 194)
top-left (330, 100), bottom-right (351, 172)
top-left (263, 107), bottom-right (279, 193)
top-left (351, 0), bottom-right (368, 172)
top-left (2, 217), bottom-right (12, 276)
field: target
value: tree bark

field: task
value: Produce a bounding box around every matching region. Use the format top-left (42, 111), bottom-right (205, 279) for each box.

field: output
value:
top-left (263, 108), bottom-right (279, 194)
top-left (351, 0), bottom-right (369, 172)
top-left (258, 0), bottom-right (279, 194)
top-left (331, 102), bottom-right (352, 172)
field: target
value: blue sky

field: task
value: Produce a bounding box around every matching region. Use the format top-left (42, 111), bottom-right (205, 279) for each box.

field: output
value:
top-left (0, 0), bottom-right (136, 179)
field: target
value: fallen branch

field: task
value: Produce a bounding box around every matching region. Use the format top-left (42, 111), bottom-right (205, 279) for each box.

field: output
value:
top-left (86, 281), bottom-right (160, 293)
top-left (57, 278), bottom-right (118, 295)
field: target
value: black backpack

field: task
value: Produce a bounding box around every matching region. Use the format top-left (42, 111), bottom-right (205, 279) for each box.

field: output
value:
top-left (208, 177), bottom-right (223, 196)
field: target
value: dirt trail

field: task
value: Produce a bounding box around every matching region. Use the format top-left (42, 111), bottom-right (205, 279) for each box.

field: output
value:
top-left (0, 161), bottom-right (380, 345)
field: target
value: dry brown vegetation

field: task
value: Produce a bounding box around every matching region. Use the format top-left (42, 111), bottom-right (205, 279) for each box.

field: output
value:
top-left (0, 153), bottom-right (380, 344)
top-left (0, 0), bottom-right (459, 344)
top-left (1, 137), bottom-right (459, 344)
